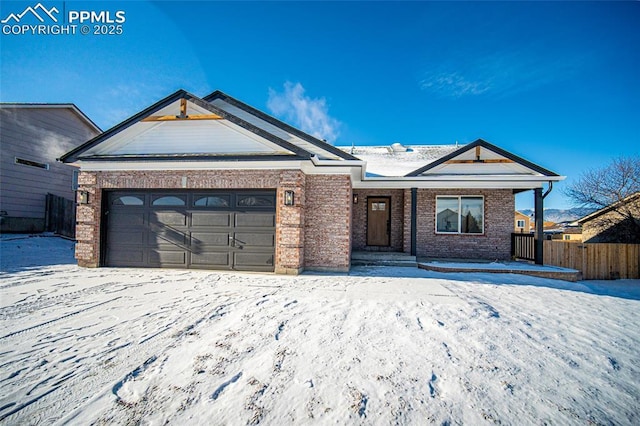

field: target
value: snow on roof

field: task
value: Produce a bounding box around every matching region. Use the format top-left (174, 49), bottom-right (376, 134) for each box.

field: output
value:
top-left (337, 144), bottom-right (461, 177)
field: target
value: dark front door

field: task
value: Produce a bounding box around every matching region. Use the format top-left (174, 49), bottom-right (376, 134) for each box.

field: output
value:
top-left (367, 197), bottom-right (390, 246)
top-left (104, 190), bottom-right (276, 272)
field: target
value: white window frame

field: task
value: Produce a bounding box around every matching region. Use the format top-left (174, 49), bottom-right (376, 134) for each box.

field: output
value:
top-left (516, 219), bottom-right (525, 228)
top-left (435, 195), bottom-right (485, 235)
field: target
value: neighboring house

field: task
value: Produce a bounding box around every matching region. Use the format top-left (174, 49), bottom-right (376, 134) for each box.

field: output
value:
top-left (577, 192), bottom-right (640, 243)
top-left (514, 211), bottom-right (531, 233)
top-left (60, 90), bottom-right (564, 273)
top-left (0, 104), bottom-right (100, 233)
top-left (551, 226), bottom-right (583, 242)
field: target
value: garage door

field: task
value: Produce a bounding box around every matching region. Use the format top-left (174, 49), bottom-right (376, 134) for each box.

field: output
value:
top-left (104, 190), bottom-right (276, 272)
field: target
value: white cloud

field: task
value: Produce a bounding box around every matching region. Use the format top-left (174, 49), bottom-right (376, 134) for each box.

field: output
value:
top-left (420, 72), bottom-right (492, 98)
top-left (267, 82), bottom-right (341, 143)
top-left (420, 49), bottom-right (583, 99)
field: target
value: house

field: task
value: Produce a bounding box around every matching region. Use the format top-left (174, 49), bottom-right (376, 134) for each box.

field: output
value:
top-left (514, 211), bottom-right (531, 233)
top-left (59, 90), bottom-right (564, 273)
top-left (577, 192), bottom-right (640, 243)
top-left (550, 225), bottom-right (583, 242)
top-left (0, 104), bottom-right (101, 233)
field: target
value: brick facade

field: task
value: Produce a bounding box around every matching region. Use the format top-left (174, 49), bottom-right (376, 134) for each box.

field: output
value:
top-left (351, 189), bottom-right (405, 252)
top-left (414, 188), bottom-right (514, 260)
top-left (74, 169), bottom-right (352, 273)
top-left (304, 175), bottom-right (352, 271)
top-left (75, 168), bottom-right (514, 271)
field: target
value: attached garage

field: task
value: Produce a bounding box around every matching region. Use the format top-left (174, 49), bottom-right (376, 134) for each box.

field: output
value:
top-left (104, 190), bottom-right (276, 272)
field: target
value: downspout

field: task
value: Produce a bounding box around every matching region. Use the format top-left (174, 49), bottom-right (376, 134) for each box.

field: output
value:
top-left (542, 181), bottom-right (553, 200)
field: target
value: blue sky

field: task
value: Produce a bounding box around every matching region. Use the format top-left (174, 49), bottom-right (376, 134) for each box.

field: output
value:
top-left (1, 1), bottom-right (638, 209)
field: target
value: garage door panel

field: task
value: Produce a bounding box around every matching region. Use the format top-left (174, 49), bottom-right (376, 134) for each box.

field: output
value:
top-left (191, 251), bottom-right (230, 267)
top-left (107, 249), bottom-right (144, 264)
top-left (148, 229), bottom-right (189, 247)
top-left (148, 250), bottom-right (186, 266)
top-left (109, 231), bottom-right (145, 245)
top-left (191, 232), bottom-right (229, 246)
top-left (192, 212), bottom-right (230, 227)
top-left (152, 212), bottom-right (187, 226)
top-left (235, 213), bottom-right (275, 228)
top-left (109, 212), bottom-right (144, 226)
top-left (234, 252), bottom-right (275, 268)
top-left (234, 232), bottom-right (275, 247)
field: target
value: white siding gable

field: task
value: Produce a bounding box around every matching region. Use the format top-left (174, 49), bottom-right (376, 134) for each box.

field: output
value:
top-left (417, 146), bottom-right (542, 176)
top-left (80, 100), bottom-right (295, 157)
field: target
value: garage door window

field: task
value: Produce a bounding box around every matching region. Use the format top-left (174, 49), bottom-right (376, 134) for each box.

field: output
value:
top-left (194, 195), bottom-right (230, 207)
top-left (112, 195), bottom-right (144, 206)
top-left (152, 195), bottom-right (186, 206)
top-left (237, 195), bottom-right (274, 207)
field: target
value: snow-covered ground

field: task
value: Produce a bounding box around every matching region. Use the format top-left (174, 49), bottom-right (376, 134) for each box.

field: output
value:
top-left (1, 235), bottom-right (639, 425)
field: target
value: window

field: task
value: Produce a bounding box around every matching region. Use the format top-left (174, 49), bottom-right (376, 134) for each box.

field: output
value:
top-left (152, 195), bottom-right (186, 206)
top-left (563, 234), bottom-right (571, 241)
top-left (371, 202), bottom-right (386, 211)
top-left (516, 219), bottom-right (525, 228)
top-left (15, 157), bottom-right (48, 170)
top-left (436, 196), bottom-right (484, 234)
top-left (112, 195), bottom-right (144, 206)
top-left (237, 195), bottom-right (274, 207)
top-left (194, 195), bottom-right (230, 207)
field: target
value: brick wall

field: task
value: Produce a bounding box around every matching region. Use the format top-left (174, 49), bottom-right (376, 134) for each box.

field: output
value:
top-left (75, 169), bottom-right (352, 273)
top-left (304, 175), bottom-right (352, 271)
top-left (415, 189), bottom-right (514, 260)
top-left (351, 189), bottom-right (405, 252)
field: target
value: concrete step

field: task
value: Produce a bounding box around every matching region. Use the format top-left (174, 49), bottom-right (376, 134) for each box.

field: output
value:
top-left (351, 251), bottom-right (417, 267)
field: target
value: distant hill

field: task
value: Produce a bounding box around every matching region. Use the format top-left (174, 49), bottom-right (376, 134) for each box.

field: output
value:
top-left (518, 208), bottom-right (596, 224)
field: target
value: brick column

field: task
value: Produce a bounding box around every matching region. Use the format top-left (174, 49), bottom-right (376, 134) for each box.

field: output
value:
top-left (75, 171), bottom-right (100, 267)
top-left (275, 170), bottom-right (306, 274)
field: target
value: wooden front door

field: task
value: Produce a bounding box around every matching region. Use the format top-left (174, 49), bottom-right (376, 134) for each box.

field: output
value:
top-left (367, 197), bottom-right (390, 246)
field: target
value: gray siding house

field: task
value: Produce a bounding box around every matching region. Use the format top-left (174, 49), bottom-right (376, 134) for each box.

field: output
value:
top-left (1, 104), bottom-right (100, 233)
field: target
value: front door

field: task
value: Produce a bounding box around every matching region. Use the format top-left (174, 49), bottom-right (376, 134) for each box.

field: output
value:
top-left (367, 197), bottom-right (390, 246)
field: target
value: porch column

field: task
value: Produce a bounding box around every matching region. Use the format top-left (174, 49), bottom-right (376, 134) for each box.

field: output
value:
top-left (534, 187), bottom-right (543, 264)
top-left (410, 188), bottom-right (417, 256)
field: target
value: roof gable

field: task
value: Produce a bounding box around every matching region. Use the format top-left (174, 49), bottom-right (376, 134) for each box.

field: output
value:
top-left (405, 139), bottom-right (559, 177)
top-left (60, 90), bottom-right (314, 163)
top-left (204, 90), bottom-right (358, 161)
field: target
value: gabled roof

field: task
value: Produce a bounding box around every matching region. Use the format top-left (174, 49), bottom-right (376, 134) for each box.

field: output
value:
top-left (405, 139), bottom-right (560, 177)
top-left (0, 103), bottom-right (101, 133)
top-left (204, 90), bottom-right (358, 161)
top-left (61, 90), bottom-right (360, 163)
top-left (577, 191), bottom-right (640, 224)
top-left (60, 90), bottom-right (325, 163)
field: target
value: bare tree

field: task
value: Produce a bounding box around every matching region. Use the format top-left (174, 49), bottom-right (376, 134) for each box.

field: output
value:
top-left (564, 156), bottom-right (640, 243)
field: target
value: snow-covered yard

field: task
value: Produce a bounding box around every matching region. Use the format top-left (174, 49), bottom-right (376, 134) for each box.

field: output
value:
top-left (1, 235), bottom-right (639, 425)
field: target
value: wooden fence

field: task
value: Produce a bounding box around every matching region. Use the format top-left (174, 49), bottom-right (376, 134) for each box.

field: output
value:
top-left (543, 241), bottom-right (640, 280)
top-left (512, 233), bottom-right (536, 262)
top-left (45, 193), bottom-right (75, 238)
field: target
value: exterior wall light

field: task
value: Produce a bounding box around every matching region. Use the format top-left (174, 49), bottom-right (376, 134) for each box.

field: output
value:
top-left (353, 193), bottom-right (358, 204)
top-left (78, 191), bottom-right (89, 204)
top-left (284, 190), bottom-right (295, 206)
